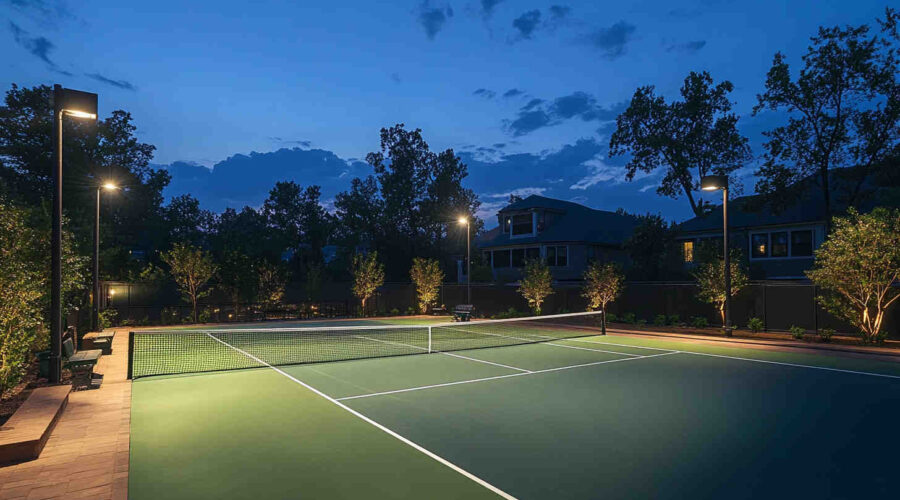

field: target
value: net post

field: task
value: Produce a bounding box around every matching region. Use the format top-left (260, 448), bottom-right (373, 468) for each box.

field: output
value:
top-left (127, 331), bottom-right (135, 380)
top-left (428, 326), bottom-right (432, 353)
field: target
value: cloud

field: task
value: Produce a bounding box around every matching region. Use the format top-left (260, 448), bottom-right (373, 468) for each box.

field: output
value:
top-left (512, 10), bottom-right (541, 40)
top-left (667, 40), bottom-right (706, 53)
top-left (549, 5), bottom-right (571, 20)
top-left (476, 186), bottom-right (548, 219)
top-left (85, 72), bottom-right (136, 91)
top-left (569, 155), bottom-right (624, 190)
top-left (268, 137), bottom-right (312, 147)
top-left (390, 72), bottom-right (401, 83)
top-left (7, 0), bottom-right (73, 24)
top-left (473, 88), bottom-right (496, 99)
top-left (492, 142), bottom-right (506, 149)
top-left (480, 0), bottom-right (504, 19)
top-left (417, 1), bottom-right (453, 40)
top-left (504, 92), bottom-right (627, 136)
top-left (8, 21), bottom-right (69, 73)
top-left (502, 88), bottom-right (524, 98)
top-left (580, 21), bottom-right (636, 59)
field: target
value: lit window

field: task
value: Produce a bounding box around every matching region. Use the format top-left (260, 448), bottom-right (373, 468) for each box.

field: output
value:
top-left (751, 234), bottom-right (769, 258)
top-left (683, 241), bottom-right (694, 263)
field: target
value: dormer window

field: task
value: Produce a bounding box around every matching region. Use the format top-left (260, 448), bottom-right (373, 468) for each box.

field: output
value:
top-left (511, 213), bottom-right (534, 236)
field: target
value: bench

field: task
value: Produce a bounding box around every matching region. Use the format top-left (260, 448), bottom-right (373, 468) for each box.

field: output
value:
top-left (0, 385), bottom-right (71, 465)
top-left (84, 330), bottom-right (115, 354)
top-left (453, 304), bottom-right (475, 322)
top-left (431, 305), bottom-right (448, 316)
top-left (63, 338), bottom-right (103, 390)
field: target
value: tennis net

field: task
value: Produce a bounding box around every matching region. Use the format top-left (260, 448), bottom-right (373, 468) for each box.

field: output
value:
top-left (127, 310), bottom-right (605, 378)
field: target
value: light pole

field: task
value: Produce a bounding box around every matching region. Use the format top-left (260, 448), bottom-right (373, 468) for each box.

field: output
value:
top-left (50, 85), bottom-right (98, 383)
top-left (458, 217), bottom-right (471, 304)
top-left (92, 182), bottom-right (118, 332)
top-left (701, 175), bottom-right (732, 336)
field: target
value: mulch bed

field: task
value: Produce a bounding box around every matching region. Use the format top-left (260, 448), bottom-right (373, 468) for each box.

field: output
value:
top-left (0, 360), bottom-right (71, 427)
top-left (607, 322), bottom-right (900, 351)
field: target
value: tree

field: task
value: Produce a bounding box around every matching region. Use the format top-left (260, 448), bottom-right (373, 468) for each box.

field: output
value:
top-left (304, 262), bottom-right (324, 302)
top-left (161, 243), bottom-right (217, 323)
top-left (610, 71), bottom-right (751, 216)
top-left (257, 261), bottom-right (286, 312)
top-left (807, 208), bottom-right (900, 343)
top-left (351, 252), bottom-right (385, 315)
top-left (693, 251), bottom-right (749, 328)
top-left (623, 213), bottom-right (675, 280)
top-left (410, 258), bottom-right (444, 313)
top-left (753, 12), bottom-right (899, 225)
top-left (582, 262), bottom-right (624, 335)
top-left (519, 259), bottom-right (553, 315)
top-left (164, 194), bottom-right (213, 248)
top-left (217, 251), bottom-right (257, 314)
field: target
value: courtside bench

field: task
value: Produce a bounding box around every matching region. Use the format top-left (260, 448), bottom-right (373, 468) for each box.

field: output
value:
top-left (63, 338), bottom-right (103, 390)
top-left (0, 385), bottom-right (71, 465)
top-left (453, 304), bottom-right (475, 322)
top-left (84, 330), bottom-right (115, 354)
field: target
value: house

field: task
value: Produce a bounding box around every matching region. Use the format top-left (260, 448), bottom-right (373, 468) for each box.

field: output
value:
top-left (675, 170), bottom-right (899, 279)
top-left (474, 195), bottom-right (640, 282)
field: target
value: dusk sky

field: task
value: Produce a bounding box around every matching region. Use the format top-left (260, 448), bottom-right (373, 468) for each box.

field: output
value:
top-left (3, 0), bottom-right (892, 225)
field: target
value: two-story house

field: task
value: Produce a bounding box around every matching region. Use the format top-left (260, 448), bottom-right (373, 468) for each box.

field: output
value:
top-left (474, 195), bottom-right (640, 282)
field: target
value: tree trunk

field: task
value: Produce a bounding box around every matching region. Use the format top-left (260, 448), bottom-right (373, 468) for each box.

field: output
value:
top-left (192, 295), bottom-right (198, 324)
top-left (361, 296), bottom-right (367, 317)
top-left (719, 304), bottom-right (725, 328)
top-left (601, 305), bottom-right (607, 336)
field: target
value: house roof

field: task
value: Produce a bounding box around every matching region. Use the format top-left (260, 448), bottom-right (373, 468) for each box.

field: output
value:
top-left (677, 167), bottom-right (899, 234)
top-left (477, 195), bottom-right (640, 248)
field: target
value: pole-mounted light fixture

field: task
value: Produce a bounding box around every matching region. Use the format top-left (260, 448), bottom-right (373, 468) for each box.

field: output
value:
top-left (93, 180), bottom-right (118, 332)
top-left (50, 85), bottom-right (98, 383)
top-left (459, 216), bottom-right (471, 305)
top-left (699, 174), bottom-right (732, 336)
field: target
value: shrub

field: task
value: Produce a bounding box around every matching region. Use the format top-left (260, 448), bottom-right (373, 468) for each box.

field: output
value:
top-left (606, 313), bottom-right (618, 323)
top-left (98, 309), bottom-right (118, 329)
top-left (405, 306), bottom-right (417, 316)
top-left (818, 328), bottom-right (834, 343)
top-left (790, 325), bottom-right (805, 340)
top-left (653, 314), bottom-right (667, 326)
top-left (667, 314), bottom-right (680, 326)
top-left (390, 308), bottom-right (400, 316)
top-left (747, 317), bottom-right (764, 333)
top-left (198, 307), bottom-right (213, 324)
top-left (622, 312), bottom-right (636, 324)
top-left (493, 307), bottom-right (524, 319)
top-left (691, 316), bottom-right (708, 328)
top-left (636, 319), bottom-right (647, 326)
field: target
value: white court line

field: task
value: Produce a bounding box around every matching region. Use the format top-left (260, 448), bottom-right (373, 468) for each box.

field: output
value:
top-left (337, 351), bottom-right (680, 401)
top-left (544, 342), bottom-right (642, 357)
top-left (354, 334), bottom-right (532, 373)
top-left (571, 337), bottom-right (900, 380)
top-left (205, 333), bottom-right (517, 500)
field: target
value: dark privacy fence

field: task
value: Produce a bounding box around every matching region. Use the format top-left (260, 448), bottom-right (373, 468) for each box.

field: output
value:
top-left (102, 280), bottom-right (897, 337)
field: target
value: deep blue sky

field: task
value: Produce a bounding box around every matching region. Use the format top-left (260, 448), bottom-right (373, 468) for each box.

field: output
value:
top-left (3, 0), bottom-right (892, 226)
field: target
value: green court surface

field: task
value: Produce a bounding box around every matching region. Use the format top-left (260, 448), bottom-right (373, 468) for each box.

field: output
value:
top-left (130, 321), bottom-right (900, 499)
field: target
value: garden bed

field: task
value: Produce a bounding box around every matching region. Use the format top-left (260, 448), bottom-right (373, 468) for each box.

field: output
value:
top-left (605, 321), bottom-right (900, 353)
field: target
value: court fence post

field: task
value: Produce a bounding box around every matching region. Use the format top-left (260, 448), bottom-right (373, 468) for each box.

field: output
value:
top-left (428, 326), bottom-right (432, 353)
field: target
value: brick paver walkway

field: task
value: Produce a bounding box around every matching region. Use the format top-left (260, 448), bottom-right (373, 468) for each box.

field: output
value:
top-left (0, 330), bottom-right (130, 500)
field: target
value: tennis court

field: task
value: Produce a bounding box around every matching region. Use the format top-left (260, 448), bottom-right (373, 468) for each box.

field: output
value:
top-left (129, 313), bottom-right (900, 499)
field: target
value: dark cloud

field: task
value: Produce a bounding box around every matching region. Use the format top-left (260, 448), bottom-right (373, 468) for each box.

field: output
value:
top-left (8, 21), bottom-right (71, 74)
top-left (480, 0), bottom-right (504, 19)
top-left (473, 88), bottom-right (496, 99)
top-left (492, 143), bottom-right (507, 149)
top-left (666, 40), bottom-right (706, 53)
top-left (502, 88), bottom-right (524, 98)
top-left (85, 73), bottom-right (136, 91)
top-left (580, 21), bottom-right (636, 59)
top-left (417, 2), bottom-right (453, 40)
top-left (521, 98), bottom-right (544, 111)
top-left (269, 137), bottom-right (312, 147)
top-left (549, 5), bottom-right (571, 20)
top-left (390, 72), bottom-right (401, 83)
top-left (8, 0), bottom-right (72, 21)
top-left (512, 10), bottom-right (541, 39)
top-left (504, 92), bottom-right (627, 136)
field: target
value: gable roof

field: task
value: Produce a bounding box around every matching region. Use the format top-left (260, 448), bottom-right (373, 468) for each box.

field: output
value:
top-left (677, 167), bottom-right (899, 234)
top-left (477, 195), bottom-right (640, 248)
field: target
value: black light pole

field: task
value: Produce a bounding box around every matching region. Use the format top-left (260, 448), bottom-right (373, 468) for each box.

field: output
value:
top-left (701, 175), bottom-right (732, 336)
top-left (49, 85), bottom-right (97, 383)
top-left (92, 182), bottom-right (118, 332)
top-left (459, 217), bottom-right (471, 304)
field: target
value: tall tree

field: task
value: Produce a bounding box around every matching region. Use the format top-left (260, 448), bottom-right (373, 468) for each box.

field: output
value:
top-left (623, 213), bottom-right (676, 280)
top-left (694, 250), bottom-right (749, 328)
top-left (753, 11), bottom-right (899, 224)
top-left (351, 252), bottom-right (385, 315)
top-left (164, 194), bottom-right (213, 248)
top-left (519, 259), bottom-right (553, 315)
top-left (582, 262), bottom-right (624, 335)
top-left (410, 257), bottom-right (444, 314)
top-left (610, 71), bottom-right (751, 216)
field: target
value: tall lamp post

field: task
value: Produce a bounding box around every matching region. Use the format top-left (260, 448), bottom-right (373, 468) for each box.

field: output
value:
top-left (92, 182), bottom-right (118, 332)
top-left (458, 217), bottom-right (471, 304)
top-left (50, 85), bottom-right (98, 383)
top-left (700, 175), bottom-right (732, 337)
